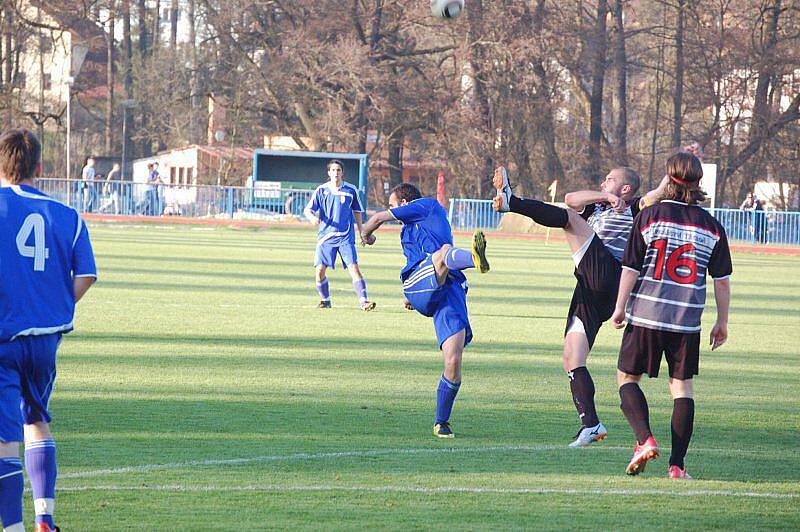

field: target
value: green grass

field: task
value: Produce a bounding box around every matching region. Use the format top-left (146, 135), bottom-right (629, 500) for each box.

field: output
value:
top-left (44, 223), bottom-right (800, 529)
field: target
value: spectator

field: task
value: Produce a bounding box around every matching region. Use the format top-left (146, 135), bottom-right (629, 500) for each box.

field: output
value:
top-left (753, 194), bottom-right (767, 243)
top-left (98, 163), bottom-right (121, 214)
top-left (149, 162), bottom-right (164, 215)
top-left (80, 157), bottom-right (96, 212)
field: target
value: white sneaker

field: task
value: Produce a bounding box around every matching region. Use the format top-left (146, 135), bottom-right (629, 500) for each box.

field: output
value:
top-left (568, 422), bottom-right (607, 448)
top-left (492, 166), bottom-right (512, 212)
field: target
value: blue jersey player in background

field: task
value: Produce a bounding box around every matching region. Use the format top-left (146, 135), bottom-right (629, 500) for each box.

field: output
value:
top-left (304, 159), bottom-right (375, 311)
top-left (0, 129), bottom-right (96, 532)
top-left (362, 183), bottom-right (489, 438)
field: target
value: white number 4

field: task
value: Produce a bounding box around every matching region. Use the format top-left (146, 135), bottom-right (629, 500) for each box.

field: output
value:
top-left (16, 213), bottom-right (49, 271)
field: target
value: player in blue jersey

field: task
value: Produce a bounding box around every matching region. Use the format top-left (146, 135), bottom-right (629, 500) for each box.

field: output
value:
top-left (361, 183), bottom-right (489, 438)
top-left (0, 129), bottom-right (96, 532)
top-left (304, 159), bottom-right (375, 311)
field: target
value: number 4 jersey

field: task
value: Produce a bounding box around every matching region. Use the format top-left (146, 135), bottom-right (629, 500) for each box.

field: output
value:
top-left (622, 200), bottom-right (732, 333)
top-left (0, 185), bottom-right (97, 341)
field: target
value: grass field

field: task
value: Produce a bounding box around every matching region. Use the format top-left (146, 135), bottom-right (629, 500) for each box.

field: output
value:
top-left (44, 222), bottom-right (800, 529)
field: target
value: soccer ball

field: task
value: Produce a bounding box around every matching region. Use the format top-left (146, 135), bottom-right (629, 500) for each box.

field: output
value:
top-left (431, 0), bottom-right (465, 20)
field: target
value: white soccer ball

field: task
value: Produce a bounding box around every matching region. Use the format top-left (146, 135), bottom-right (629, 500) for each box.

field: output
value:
top-left (431, 0), bottom-right (465, 20)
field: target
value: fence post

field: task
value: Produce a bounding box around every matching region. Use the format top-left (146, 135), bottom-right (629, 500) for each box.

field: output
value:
top-left (448, 198), bottom-right (454, 226)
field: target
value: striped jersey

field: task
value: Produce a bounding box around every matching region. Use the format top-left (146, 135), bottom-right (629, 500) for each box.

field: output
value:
top-left (581, 200), bottom-right (642, 262)
top-left (622, 200), bottom-right (732, 333)
top-left (306, 181), bottom-right (364, 246)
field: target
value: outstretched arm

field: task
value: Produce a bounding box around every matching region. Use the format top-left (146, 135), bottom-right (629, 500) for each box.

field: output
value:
top-left (361, 210), bottom-right (395, 244)
top-left (564, 190), bottom-right (612, 211)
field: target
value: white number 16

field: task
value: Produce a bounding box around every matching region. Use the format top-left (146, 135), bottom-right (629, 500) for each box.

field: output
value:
top-left (16, 213), bottom-right (49, 271)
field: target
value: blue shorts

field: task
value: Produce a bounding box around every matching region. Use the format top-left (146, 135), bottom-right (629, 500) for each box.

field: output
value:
top-left (402, 255), bottom-right (472, 349)
top-left (0, 333), bottom-right (60, 442)
top-left (315, 241), bottom-right (358, 270)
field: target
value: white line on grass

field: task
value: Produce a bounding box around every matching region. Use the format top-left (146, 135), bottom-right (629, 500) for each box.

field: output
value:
top-left (53, 484), bottom-right (799, 500)
top-left (59, 444), bottom-right (799, 480)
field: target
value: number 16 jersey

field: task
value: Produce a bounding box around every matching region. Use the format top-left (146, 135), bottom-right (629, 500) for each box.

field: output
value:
top-left (622, 200), bottom-right (732, 333)
top-left (0, 185), bottom-right (97, 341)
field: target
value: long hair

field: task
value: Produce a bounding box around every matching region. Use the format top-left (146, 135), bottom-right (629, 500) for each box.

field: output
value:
top-left (663, 152), bottom-right (707, 205)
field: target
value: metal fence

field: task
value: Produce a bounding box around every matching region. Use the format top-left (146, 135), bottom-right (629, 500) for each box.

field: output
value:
top-left (447, 198), bottom-right (503, 230)
top-left (36, 178), bottom-right (315, 220)
top-left (447, 198), bottom-right (800, 246)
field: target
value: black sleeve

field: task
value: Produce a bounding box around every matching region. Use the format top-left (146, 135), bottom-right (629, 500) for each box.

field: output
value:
top-left (622, 211), bottom-right (648, 272)
top-left (579, 204), bottom-right (595, 221)
top-left (630, 196), bottom-right (642, 217)
top-left (708, 224), bottom-right (733, 279)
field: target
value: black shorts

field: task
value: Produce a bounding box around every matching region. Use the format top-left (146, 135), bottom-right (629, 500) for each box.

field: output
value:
top-left (617, 324), bottom-right (700, 379)
top-left (565, 236), bottom-right (621, 348)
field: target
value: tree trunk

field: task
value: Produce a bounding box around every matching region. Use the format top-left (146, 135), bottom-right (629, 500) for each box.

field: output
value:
top-left (137, 0), bottom-right (147, 56)
top-left (587, 0), bottom-right (608, 183)
top-left (466, 0), bottom-right (494, 195)
top-left (188, 0), bottom-right (199, 144)
top-left (613, 0), bottom-right (627, 165)
top-left (122, 0), bottom-right (132, 97)
top-left (531, 0), bottom-right (564, 189)
top-left (739, 0), bottom-right (781, 198)
top-left (105, 0), bottom-right (116, 154)
top-left (387, 130), bottom-right (403, 188)
top-left (672, 0), bottom-right (685, 148)
top-left (169, 0), bottom-right (178, 50)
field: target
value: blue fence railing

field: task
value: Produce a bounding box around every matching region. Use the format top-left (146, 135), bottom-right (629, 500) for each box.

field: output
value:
top-left (448, 198), bottom-right (503, 230)
top-left (36, 178), bottom-right (315, 219)
top-left (448, 198), bottom-right (800, 246)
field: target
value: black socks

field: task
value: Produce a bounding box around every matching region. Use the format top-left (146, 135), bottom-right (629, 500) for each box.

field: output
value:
top-left (568, 367), bottom-right (600, 427)
top-left (619, 382), bottom-right (652, 445)
top-left (670, 398), bottom-right (695, 468)
top-left (509, 196), bottom-right (569, 228)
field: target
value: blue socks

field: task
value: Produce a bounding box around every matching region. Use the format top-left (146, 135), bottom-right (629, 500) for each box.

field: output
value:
top-left (25, 439), bottom-right (57, 528)
top-left (435, 374), bottom-right (461, 425)
top-left (444, 247), bottom-right (475, 271)
top-left (316, 278), bottom-right (330, 301)
top-left (352, 278), bottom-right (368, 306)
top-left (0, 457), bottom-right (23, 530)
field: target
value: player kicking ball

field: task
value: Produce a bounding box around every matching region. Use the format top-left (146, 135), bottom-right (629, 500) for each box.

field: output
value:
top-left (611, 152), bottom-right (732, 478)
top-left (361, 183), bottom-right (489, 438)
top-left (304, 159), bottom-right (376, 311)
top-left (0, 129), bottom-right (97, 531)
top-left (493, 165), bottom-right (667, 447)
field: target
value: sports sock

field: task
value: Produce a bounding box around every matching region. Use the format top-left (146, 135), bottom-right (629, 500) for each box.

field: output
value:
top-left (316, 278), bottom-right (330, 301)
top-left (568, 367), bottom-right (600, 427)
top-left (435, 374), bottom-right (461, 425)
top-left (443, 247), bottom-right (475, 271)
top-left (352, 278), bottom-right (368, 305)
top-left (509, 196), bottom-right (569, 228)
top-left (25, 439), bottom-right (56, 528)
top-left (669, 398), bottom-right (695, 468)
top-left (619, 382), bottom-right (652, 445)
top-left (0, 457), bottom-right (23, 531)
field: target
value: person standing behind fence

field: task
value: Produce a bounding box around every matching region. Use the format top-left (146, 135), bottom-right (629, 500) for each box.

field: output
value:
top-left (304, 159), bottom-right (376, 311)
top-left (752, 194), bottom-right (767, 243)
top-left (149, 163), bottom-right (163, 216)
top-left (99, 163), bottom-right (120, 215)
top-left (80, 157), bottom-right (95, 213)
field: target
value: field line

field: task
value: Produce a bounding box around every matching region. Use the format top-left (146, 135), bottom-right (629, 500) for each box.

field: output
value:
top-left (60, 444), bottom-right (799, 480)
top-left (54, 483), bottom-right (799, 500)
